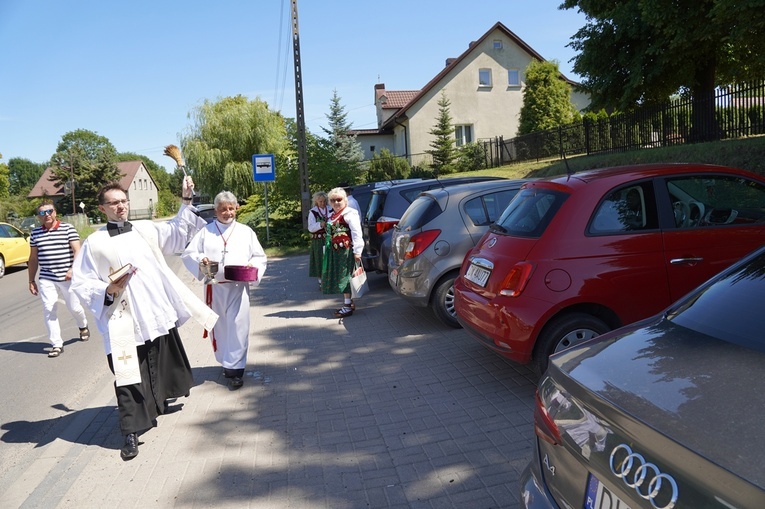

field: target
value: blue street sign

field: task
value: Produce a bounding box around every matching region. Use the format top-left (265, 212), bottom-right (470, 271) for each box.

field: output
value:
top-left (252, 154), bottom-right (276, 182)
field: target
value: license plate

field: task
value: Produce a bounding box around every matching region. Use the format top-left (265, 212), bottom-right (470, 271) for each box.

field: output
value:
top-left (584, 473), bottom-right (632, 509)
top-left (465, 263), bottom-right (491, 287)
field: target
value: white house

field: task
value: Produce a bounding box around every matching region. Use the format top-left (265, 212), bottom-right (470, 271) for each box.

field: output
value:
top-left (353, 21), bottom-right (589, 166)
top-left (29, 160), bottom-right (159, 220)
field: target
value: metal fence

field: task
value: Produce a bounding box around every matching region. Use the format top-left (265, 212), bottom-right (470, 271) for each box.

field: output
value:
top-left (479, 81), bottom-right (765, 167)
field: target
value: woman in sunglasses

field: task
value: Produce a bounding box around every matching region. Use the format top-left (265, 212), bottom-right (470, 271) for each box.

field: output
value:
top-left (322, 187), bottom-right (364, 318)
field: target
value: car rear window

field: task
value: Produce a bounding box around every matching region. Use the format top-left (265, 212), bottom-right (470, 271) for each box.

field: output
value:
top-left (465, 189), bottom-right (519, 226)
top-left (365, 192), bottom-right (387, 222)
top-left (493, 188), bottom-right (568, 237)
top-left (397, 196), bottom-right (442, 231)
top-left (667, 250), bottom-right (765, 352)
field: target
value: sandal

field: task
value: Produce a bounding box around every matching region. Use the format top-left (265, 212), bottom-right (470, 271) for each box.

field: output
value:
top-left (79, 327), bottom-right (90, 341)
top-left (48, 346), bottom-right (63, 358)
top-left (333, 307), bottom-right (353, 318)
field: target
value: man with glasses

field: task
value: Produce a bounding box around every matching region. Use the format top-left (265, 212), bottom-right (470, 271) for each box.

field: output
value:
top-left (71, 178), bottom-right (218, 461)
top-left (28, 201), bottom-right (89, 358)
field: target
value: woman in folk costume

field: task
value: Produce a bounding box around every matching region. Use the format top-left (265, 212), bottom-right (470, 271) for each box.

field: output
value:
top-left (321, 187), bottom-right (364, 318)
top-left (307, 191), bottom-right (329, 286)
top-left (182, 191), bottom-right (267, 390)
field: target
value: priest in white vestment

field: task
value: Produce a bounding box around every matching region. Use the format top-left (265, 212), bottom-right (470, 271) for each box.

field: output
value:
top-left (181, 190), bottom-right (267, 390)
top-left (71, 178), bottom-right (217, 461)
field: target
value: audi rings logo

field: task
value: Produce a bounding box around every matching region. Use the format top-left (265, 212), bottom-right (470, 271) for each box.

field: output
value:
top-left (609, 444), bottom-right (679, 509)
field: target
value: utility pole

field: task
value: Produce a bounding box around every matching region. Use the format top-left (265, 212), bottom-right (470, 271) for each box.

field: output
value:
top-left (291, 0), bottom-right (310, 228)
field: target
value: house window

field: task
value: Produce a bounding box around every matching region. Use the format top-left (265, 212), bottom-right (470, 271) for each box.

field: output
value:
top-left (455, 125), bottom-right (473, 147)
top-left (508, 69), bottom-right (521, 87)
top-left (479, 68), bottom-right (492, 87)
top-left (133, 181), bottom-right (137, 190)
top-left (493, 40), bottom-right (502, 50)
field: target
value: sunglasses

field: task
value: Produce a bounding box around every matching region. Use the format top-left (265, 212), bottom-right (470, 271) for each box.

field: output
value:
top-left (330, 198), bottom-right (343, 203)
top-left (38, 209), bottom-right (55, 216)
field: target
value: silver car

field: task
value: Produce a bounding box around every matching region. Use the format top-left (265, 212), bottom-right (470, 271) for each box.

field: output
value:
top-left (521, 245), bottom-right (765, 508)
top-left (388, 179), bottom-right (525, 327)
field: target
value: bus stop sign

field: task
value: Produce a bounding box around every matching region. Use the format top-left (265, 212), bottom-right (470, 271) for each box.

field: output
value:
top-left (252, 154), bottom-right (275, 182)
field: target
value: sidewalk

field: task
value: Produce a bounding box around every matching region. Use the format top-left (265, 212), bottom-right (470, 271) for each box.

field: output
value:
top-left (1, 254), bottom-right (538, 509)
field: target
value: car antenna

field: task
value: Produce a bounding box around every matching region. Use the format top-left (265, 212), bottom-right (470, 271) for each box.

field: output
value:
top-left (560, 136), bottom-right (573, 176)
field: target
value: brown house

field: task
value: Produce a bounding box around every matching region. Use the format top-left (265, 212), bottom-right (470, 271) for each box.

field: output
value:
top-left (28, 160), bottom-right (159, 219)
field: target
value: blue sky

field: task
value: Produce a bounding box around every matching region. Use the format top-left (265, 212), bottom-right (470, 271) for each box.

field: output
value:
top-left (0, 0), bottom-right (586, 171)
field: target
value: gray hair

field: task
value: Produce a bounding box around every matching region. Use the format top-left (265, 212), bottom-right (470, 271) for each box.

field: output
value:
top-left (214, 191), bottom-right (238, 207)
top-left (312, 191), bottom-right (328, 205)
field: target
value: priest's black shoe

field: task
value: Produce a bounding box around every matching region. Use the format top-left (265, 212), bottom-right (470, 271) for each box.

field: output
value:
top-left (120, 433), bottom-right (139, 461)
top-left (229, 376), bottom-right (244, 390)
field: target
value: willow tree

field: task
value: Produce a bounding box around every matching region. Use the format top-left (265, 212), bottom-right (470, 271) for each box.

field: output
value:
top-left (181, 95), bottom-right (288, 200)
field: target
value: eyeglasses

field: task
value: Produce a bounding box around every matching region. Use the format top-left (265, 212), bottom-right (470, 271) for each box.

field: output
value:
top-left (103, 199), bottom-right (130, 207)
top-left (330, 198), bottom-right (343, 203)
top-left (38, 209), bottom-right (55, 216)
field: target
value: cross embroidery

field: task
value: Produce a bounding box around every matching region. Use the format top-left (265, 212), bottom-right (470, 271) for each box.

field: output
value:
top-left (117, 350), bottom-right (133, 365)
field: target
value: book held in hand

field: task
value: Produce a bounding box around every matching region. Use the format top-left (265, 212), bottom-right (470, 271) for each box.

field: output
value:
top-left (109, 263), bottom-right (135, 283)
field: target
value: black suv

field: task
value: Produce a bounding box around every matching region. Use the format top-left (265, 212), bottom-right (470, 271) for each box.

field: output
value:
top-left (362, 176), bottom-right (504, 273)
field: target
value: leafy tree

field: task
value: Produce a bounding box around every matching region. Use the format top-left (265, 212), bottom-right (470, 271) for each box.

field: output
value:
top-left (561, 0), bottom-right (765, 141)
top-left (518, 60), bottom-right (579, 135)
top-left (426, 91), bottom-right (457, 175)
top-left (8, 158), bottom-right (45, 196)
top-left (367, 148), bottom-right (411, 181)
top-left (182, 95), bottom-right (288, 199)
top-left (49, 129), bottom-right (122, 214)
top-left (0, 160), bottom-right (9, 198)
top-left (321, 89), bottom-right (365, 184)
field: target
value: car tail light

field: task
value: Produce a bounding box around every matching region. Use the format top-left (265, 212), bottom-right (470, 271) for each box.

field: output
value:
top-left (533, 389), bottom-right (562, 446)
top-left (376, 217), bottom-right (399, 235)
top-left (499, 262), bottom-right (534, 297)
top-left (404, 230), bottom-right (441, 259)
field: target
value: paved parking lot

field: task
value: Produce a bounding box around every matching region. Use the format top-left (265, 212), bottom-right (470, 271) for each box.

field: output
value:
top-left (1, 254), bottom-right (538, 508)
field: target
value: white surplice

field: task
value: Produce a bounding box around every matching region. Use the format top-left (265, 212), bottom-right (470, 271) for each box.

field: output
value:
top-left (181, 219), bottom-right (267, 371)
top-left (71, 205), bottom-right (217, 356)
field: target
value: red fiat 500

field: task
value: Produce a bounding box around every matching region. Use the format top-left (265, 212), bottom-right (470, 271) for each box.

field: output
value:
top-left (454, 163), bottom-right (765, 374)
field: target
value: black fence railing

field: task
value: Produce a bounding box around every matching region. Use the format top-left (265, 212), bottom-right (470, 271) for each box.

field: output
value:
top-left (479, 81), bottom-right (765, 167)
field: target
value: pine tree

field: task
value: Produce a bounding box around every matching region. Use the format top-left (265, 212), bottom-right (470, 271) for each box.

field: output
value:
top-left (426, 92), bottom-right (457, 176)
top-left (322, 89), bottom-right (364, 182)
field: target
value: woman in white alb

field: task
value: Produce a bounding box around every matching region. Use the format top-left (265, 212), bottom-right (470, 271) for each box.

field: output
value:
top-left (182, 191), bottom-right (267, 389)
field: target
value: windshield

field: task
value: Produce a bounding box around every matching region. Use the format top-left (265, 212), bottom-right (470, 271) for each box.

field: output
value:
top-left (494, 188), bottom-right (568, 238)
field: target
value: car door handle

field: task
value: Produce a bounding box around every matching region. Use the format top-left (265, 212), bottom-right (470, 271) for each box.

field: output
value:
top-left (670, 257), bottom-right (704, 265)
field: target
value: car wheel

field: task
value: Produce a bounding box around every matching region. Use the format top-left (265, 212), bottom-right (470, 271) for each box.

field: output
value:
top-left (0, 256), bottom-right (5, 278)
top-left (532, 313), bottom-right (610, 375)
top-left (431, 274), bottom-right (461, 328)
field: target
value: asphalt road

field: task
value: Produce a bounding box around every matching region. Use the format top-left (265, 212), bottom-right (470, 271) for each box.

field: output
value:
top-left (0, 264), bottom-right (108, 479)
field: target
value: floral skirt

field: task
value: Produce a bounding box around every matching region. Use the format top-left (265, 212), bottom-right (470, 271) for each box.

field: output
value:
top-left (321, 247), bottom-right (355, 295)
top-left (308, 237), bottom-right (324, 277)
